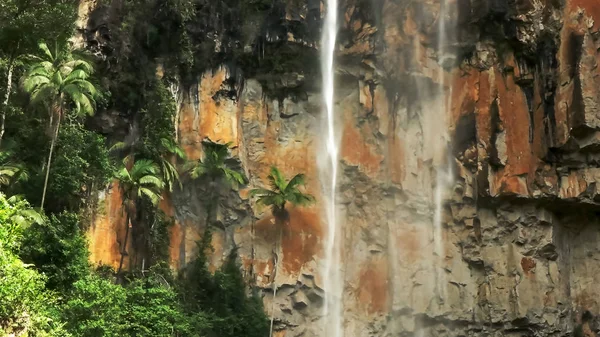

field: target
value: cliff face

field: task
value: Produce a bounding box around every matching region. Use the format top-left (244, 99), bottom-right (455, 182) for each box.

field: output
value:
top-left (83, 0), bottom-right (600, 336)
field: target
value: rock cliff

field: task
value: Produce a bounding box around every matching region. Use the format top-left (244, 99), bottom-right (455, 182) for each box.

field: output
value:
top-left (81, 0), bottom-right (600, 336)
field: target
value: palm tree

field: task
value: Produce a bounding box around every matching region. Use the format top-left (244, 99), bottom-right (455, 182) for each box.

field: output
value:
top-left (249, 166), bottom-right (315, 221)
top-left (114, 158), bottom-right (165, 275)
top-left (21, 41), bottom-right (97, 210)
top-left (110, 136), bottom-right (186, 193)
top-left (186, 140), bottom-right (246, 228)
top-left (249, 166), bottom-right (315, 337)
top-left (158, 137), bottom-right (185, 192)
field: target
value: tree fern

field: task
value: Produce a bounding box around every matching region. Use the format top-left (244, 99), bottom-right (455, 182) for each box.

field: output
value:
top-left (186, 139), bottom-right (247, 228)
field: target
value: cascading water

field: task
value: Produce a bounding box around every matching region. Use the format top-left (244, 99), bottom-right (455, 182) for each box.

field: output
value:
top-left (432, 0), bottom-right (455, 308)
top-left (319, 0), bottom-right (343, 336)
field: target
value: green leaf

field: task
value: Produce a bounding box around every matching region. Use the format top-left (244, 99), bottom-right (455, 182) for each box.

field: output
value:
top-left (139, 187), bottom-right (161, 205)
top-left (285, 173), bottom-right (306, 192)
top-left (38, 41), bottom-right (54, 61)
top-left (139, 175), bottom-right (164, 188)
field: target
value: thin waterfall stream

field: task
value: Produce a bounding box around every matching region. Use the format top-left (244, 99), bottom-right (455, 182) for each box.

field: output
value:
top-left (432, 0), bottom-right (455, 307)
top-left (320, 0), bottom-right (343, 336)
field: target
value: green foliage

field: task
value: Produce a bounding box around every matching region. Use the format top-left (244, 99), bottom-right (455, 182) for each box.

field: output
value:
top-left (209, 252), bottom-right (270, 337)
top-left (0, 194), bottom-right (43, 251)
top-left (0, 145), bottom-right (29, 187)
top-left (185, 140), bottom-right (246, 228)
top-left (123, 276), bottom-right (191, 336)
top-left (0, 0), bottom-right (75, 57)
top-left (44, 123), bottom-right (112, 211)
top-left (0, 193), bottom-right (69, 336)
top-left (115, 158), bottom-right (165, 206)
top-left (0, 1), bottom-right (273, 336)
top-left (140, 82), bottom-right (185, 192)
top-left (250, 166), bottom-right (315, 216)
top-left (111, 80), bottom-right (185, 193)
top-left (23, 41), bottom-right (97, 118)
top-left (20, 211), bottom-right (90, 292)
top-left (138, 201), bottom-right (174, 266)
top-left (62, 274), bottom-right (127, 336)
top-left (179, 230), bottom-right (270, 337)
top-left (21, 40), bottom-right (99, 210)
top-left (187, 140), bottom-right (246, 187)
top-left (63, 273), bottom-right (193, 337)
top-left (10, 121), bottom-right (112, 212)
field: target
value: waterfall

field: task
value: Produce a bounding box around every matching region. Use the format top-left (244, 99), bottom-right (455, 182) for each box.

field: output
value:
top-left (432, 0), bottom-right (454, 308)
top-left (319, 0), bottom-right (343, 335)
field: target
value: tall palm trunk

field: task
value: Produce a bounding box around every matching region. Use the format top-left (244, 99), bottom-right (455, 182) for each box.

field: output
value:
top-left (0, 56), bottom-right (15, 148)
top-left (117, 209), bottom-right (132, 278)
top-left (40, 110), bottom-right (61, 210)
top-left (206, 179), bottom-right (217, 228)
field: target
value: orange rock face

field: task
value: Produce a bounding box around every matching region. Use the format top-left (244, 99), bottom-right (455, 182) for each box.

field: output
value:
top-left (85, 0), bottom-right (600, 335)
top-left (87, 182), bottom-right (126, 270)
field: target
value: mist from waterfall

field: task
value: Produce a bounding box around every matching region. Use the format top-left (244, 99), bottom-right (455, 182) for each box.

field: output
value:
top-left (319, 0), bottom-right (343, 336)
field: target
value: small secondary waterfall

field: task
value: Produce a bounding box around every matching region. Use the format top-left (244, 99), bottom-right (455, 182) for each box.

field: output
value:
top-left (319, 0), bottom-right (343, 336)
top-left (316, 0), bottom-right (456, 335)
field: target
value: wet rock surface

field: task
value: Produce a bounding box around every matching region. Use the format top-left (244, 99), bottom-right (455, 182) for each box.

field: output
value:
top-left (81, 0), bottom-right (600, 336)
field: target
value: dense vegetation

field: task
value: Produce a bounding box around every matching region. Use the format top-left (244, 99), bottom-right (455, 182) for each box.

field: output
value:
top-left (0, 191), bottom-right (269, 336)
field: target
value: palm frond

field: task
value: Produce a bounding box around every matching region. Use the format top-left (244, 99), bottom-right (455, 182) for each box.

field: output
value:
top-left (202, 140), bottom-right (230, 164)
top-left (223, 167), bottom-right (246, 187)
top-left (139, 175), bottom-right (164, 188)
top-left (250, 166), bottom-right (316, 215)
top-left (114, 165), bottom-right (132, 182)
top-left (63, 83), bottom-right (95, 116)
top-left (70, 79), bottom-right (97, 96)
top-left (23, 75), bottom-right (50, 93)
top-left (285, 173), bottom-right (307, 192)
top-left (139, 187), bottom-right (162, 205)
top-left (17, 209), bottom-right (44, 225)
top-left (188, 161), bottom-right (207, 179)
top-left (38, 41), bottom-right (54, 61)
top-left (0, 164), bottom-right (22, 186)
top-left (160, 137), bottom-right (186, 160)
top-left (182, 160), bottom-right (198, 176)
top-left (109, 141), bottom-right (128, 153)
top-left (131, 159), bottom-right (160, 177)
top-left (267, 166), bottom-right (287, 192)
top-left (24, 66), bottom-right (52, 79)
top-left (51, 70), bottom-right (63, 86)
top-left (64, 68), bottom-right (89, 81)
top-left (64, 59), bottom-right (94, 74)
top-left (29, 85), bottom-right (56, 108)
top-left (256, 194), bottom-right (285, 209)
top-left (249, 188), bottom-right (276, 198)
top-left (161, 160), bottom-right (181, 191)
top-left (286, 192), bottom-right (315, 207)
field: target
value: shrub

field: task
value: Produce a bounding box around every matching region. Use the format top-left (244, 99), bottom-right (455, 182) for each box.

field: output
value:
top-left (62, 275), bottom-right (127, 336)
top-left (0, 193), bottom-right (69, 336)
top-left (20, 211), bottom-right (90, 292)
top-left (179, 231), bottom-right (270, 337)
